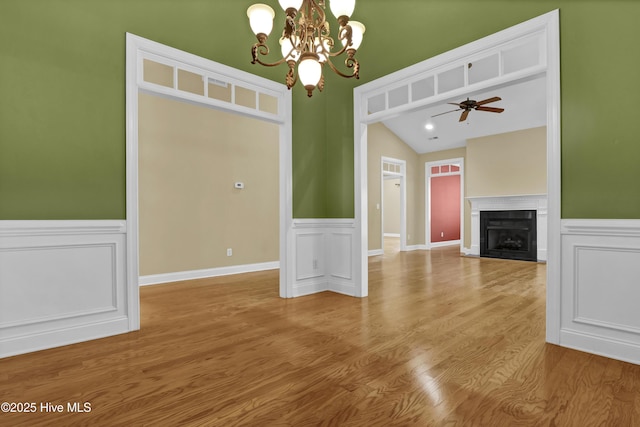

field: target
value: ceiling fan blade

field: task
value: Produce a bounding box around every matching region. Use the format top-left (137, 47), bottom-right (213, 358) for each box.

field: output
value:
top-left (476, 96), bottom-right (501, 106)
top-left (475, 106), bottom-right (505, 113)
top-left (459, 109), bottom-right (470, 122)
top-left (431, 109), bottom-right (460, 118)
top-left (448, 102), bottom-right (465, 107)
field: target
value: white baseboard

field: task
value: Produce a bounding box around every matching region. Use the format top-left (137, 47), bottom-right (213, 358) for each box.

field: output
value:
top-left (368, 249), bottom-right (384, 256)
top-left (405, 244), bottom-right (427, 251)
top-left (429, 239), bottom-right (461, 248)
top-left (139, 261), bottom-right (279, 286)
top-left (384, 233), bottom-right (400, 238)
top-left (292, 279), bottom-right (328, 297)
top-left (560, 329), bottom-right (640, 366)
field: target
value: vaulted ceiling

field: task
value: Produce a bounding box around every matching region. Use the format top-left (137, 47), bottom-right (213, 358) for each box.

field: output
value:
top-left (380, 75), bottom-right (547, 154)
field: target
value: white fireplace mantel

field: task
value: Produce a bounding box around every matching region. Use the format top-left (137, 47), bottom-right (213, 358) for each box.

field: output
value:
top-left (467, 194), bottom-right (547, 261)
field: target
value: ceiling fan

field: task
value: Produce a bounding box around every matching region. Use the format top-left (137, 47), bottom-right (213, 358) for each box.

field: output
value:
top-left (432, 96), bottom-right (504, 122)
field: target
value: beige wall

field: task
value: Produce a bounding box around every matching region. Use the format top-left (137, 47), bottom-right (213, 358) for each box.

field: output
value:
top-left (368, 126), bottom-right (545, 251)
top-left (138, 93), bottom-right (279, 276)
top-left (467, 126), bottom-right (547, 197)
top-left (383, 178), bottom-right (401, 235)
top-left (368, 123), bottom-right (421, 250)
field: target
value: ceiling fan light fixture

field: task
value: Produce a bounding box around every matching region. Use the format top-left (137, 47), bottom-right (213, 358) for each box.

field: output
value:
top-left (432, 96), bottom-right (504, 122)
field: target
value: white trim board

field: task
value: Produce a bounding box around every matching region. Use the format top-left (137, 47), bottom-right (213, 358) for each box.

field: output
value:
top-left (139, 262), bottom-right (279, 286)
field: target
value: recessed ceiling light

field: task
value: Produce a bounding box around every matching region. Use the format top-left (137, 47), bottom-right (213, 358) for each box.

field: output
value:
top-left (425, 123), bottom-right (434, 130)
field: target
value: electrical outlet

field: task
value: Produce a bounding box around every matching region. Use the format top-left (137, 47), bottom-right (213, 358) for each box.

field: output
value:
top-left (226, 248), bottom-right (232, 256)
top-left (441, 232), bottom-right (444, 237)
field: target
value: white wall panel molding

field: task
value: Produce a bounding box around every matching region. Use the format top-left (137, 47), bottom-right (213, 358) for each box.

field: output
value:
top-left (291, 219), bottom-right (357, 297)
top-left (0, 220), bottom-right (126, 237)
top-left (562, 219), bottom-right (640, 237)
top-left (561, 219), bottom-right (640, 365)
top-left (0, 220), bottom-right (131, 358)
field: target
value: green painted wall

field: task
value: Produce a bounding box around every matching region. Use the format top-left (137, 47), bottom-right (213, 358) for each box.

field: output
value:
top-left (1, 1), bottom-right (639, 220)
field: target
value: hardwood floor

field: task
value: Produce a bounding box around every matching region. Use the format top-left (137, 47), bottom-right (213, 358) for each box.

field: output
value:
top-left (1, 247), bottom-right (639, 426)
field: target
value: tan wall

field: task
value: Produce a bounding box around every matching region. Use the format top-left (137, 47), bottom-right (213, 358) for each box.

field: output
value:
top-left (467, 126), bottom-right (547, 197)
top-left (383, 178), bottom-right (401, 234)
top-left (138, 93), bottom-right (279, 276)
top-left (368, 123), bottom-right (421, 250)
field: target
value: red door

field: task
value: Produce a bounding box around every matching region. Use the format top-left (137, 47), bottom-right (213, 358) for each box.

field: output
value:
top-left (430, 174), bottom-right (460, 243)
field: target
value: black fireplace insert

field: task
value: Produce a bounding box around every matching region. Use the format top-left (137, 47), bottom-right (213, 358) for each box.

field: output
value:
top-left (480, 210), bottom-right (537, 261)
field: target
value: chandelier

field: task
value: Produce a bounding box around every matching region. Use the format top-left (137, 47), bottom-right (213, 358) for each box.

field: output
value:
top-left (247, 0), bottom-right (365, 97)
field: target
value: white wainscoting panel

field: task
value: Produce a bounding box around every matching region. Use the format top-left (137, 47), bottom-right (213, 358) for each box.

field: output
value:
top-left (0, 221), bottom-right (131, 358)
top-left (561, 219), bottom-right (640, 365)
top-left (292, 219), bottom-right (356, 297)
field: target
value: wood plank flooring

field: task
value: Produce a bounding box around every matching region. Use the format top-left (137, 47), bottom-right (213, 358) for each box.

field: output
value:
top-left (1, 244), bottom-right (639, 426)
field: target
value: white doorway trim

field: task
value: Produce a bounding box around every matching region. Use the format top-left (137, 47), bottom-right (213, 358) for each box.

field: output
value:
top-left (425, 158), bottom-right (464, 251)
top-left (126, 34), bottom-right (294, 312)
top-left (353, 10), bottom-right (561, 342)
top-left (381, 156), bottom-right (407, 252)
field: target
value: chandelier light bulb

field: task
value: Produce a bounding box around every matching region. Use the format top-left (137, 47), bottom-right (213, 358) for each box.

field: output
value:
top-left (247, 4), bottom-right (275, 37)
top-left (329, 0), bottom-right (356, 19)
top-left (342, 21), bottom-right (365, 50)
top-left (298, 53), bottom-right (322, 96)
top-left (278, 0), bottom-right (303, 11)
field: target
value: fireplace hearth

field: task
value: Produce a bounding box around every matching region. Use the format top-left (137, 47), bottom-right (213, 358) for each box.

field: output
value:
top-left (480, 210), bottom-right (537, 261)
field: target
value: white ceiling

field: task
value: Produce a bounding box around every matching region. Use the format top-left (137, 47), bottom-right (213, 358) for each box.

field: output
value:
top-left (380, 75), bottom-right (547, 154)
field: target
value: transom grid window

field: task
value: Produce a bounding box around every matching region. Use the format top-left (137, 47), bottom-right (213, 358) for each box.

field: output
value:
top-left (382, 161), bottom-right (402, 174)
top-left (141, 57), bottom-right (280, 118)
top-left (365, 31), bottom-right (544, 117)
top-left (431, 164), bottom-right (460, 176)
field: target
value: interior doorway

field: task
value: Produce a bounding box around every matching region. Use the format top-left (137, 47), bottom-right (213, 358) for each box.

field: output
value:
top-left (126, 34), bottom-right (295, 324)
top-left (353, 11), bottom-right (560, 341)
top-left (425, 158), bottom-right (463, 250)
top-left (380, 157), bottom-right (407, 254)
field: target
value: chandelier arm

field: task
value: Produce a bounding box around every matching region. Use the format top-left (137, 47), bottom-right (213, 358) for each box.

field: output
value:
top-left (324, 56), bottom-right (359, 79)
top-left (285, 61), bottom-right (298, 89)
top-left (308, 0), bottom-right (326, 26)
top-left (251, 41), bottom-right (290, 68)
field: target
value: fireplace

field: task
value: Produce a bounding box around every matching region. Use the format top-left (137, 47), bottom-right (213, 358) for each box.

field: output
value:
top-left (467, 194), bottom-right (547, 261)
top-left (480, 210), bottom-right (537, 261)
